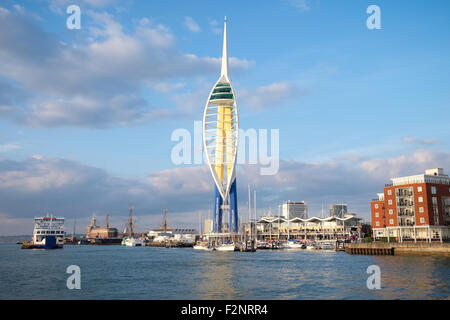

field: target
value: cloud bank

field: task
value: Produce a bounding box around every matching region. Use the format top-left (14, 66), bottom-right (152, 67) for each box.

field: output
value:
top-left (0, 7), bottom-right (252, 128)
top-left (1, 149), bottom-right (448, 235)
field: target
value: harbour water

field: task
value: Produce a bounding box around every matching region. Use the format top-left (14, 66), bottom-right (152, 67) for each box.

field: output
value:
top-left (0, 243), bottom-right (448, 300)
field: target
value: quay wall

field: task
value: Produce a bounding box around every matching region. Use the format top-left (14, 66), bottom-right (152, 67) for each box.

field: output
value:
top-left (346, 242), bottom-right (450, 256)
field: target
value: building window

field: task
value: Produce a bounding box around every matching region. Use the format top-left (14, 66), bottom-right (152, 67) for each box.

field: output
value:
top-left (376, 221), bottom-right (380, 227)
top-left (418, 186), bottom-right (422, 192)
top-left (389, 219), bottom-right (394, 225)
top-left (389, 209), bottom-right (393, 215)
top-left (419, 207), bottom-right (424, 213)
top-left (431, 186), bottom-right (437, 194)
top-left (418, 197), bottom-right (423, 203)
top-left (375, 204), bottom-right (379, 209)
top-left (387, 190), bottom-right (392, 195)
top-left (375, 212), bottom-right (379, 217)
top-left (420, 217), bottom-right (425, 223)
top-left (388, 199), bottom-right (392, 205)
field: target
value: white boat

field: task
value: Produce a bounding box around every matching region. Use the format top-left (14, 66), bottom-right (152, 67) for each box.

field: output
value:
top-left (306, 244), bottom-right (316, 250)
top-left (216, 243), bottom-right (236, 252)
top-left (320, 242), bottom-right (335, 250)
top-left (194, 244), bottom-right (215, 251)
top-left (121, 205), bottom-right (145, 247)
top-left (282, 241), bottom-right (304, 249)
top-left (121, 236), bottom-right (145, 247)
top-left (22, 214), bottom-right (65, 249)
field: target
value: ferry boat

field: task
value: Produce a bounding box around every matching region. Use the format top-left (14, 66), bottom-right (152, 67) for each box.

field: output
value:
top-left (22, 215), bottom-right (64, 249)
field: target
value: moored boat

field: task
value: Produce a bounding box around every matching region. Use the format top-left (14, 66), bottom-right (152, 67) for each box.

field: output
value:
top-left (216, 243), bottom-right (236, 251)
top-left (121, 236), bottom-right (145, 247)
top-left (282, 240), bottom-right (304, 249)
top-left (22, 214), bottom-right (64, 249)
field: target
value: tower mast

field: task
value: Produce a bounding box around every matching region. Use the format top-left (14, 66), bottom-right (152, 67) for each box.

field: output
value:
top-left (221, 17), bottom-right (228, 79)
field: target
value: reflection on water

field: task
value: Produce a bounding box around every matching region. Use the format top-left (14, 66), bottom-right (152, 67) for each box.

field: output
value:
top-left (0, 244), bottom-right (448, 300)
top-left (194, 252), bottom-right (239, 299)
top-left (371, 256), bottom-right (450, 299)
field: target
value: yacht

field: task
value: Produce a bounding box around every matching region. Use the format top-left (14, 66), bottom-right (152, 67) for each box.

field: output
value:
top-left (193, 241), bottom-right (214, 250)
top-left (282, 240), bottom-right (304, 249)
top-left (216, 243), bottom-right (236, 251)
top-left (320, 242), bottom-right (336, 251)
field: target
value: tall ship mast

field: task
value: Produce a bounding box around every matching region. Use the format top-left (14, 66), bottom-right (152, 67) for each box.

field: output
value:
top-left (121, 204), bottom-right (145, 247)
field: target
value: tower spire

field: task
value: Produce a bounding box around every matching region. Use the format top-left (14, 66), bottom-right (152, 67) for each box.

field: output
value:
top-left (220, 16), bottom-right (228, 78)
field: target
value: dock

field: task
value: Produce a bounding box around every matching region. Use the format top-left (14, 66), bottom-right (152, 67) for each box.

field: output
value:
top-left (342, 242), bottom-right (450, 256)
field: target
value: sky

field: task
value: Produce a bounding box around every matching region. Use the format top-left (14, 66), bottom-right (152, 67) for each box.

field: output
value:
top-left (0, 0), bottom-right (449, 235)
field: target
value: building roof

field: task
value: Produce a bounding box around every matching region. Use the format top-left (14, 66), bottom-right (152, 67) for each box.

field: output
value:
top-left (391, 168), bottom-right (450, 186)
top-left (258, 215), bottom-right (361, 224)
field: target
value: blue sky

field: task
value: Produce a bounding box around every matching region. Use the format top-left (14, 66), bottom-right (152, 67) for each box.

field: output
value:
top-left (0, 0), bottom-right (449, 234)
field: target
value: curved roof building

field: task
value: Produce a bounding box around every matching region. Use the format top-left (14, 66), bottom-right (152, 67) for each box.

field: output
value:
top-left (203, 17), bottom-right (239, 233)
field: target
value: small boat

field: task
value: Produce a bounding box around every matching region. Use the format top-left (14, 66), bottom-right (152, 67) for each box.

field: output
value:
top-left (306, 244), bottom-right (316, 250)
top-left (216, 243), bottom-right (236, 252)
top-left (194, 241), bottom-right (215, 250)
top-left (320, 242), bottom-right (335, 251)
top-left (121, 236), bottom-right (145, 247)
top-left (282, 240), bottom-right (304, 249)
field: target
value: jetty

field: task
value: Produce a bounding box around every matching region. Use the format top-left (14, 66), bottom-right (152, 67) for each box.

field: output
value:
top-left (342, 242), bottom-right (450, 256)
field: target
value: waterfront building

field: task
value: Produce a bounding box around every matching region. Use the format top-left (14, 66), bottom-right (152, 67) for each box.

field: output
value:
top-left (86, 213), bottom-right (118, 239)
top-left (370, 168), bottom-right (450, 242)
top-left (282, 201), bottom-right (308, 219)
top-left (203, 17), bottom-right (239, 233)
top-left (330, 204), bottom-right (347, 218)
top-left (256, 215), bottom-right (362, 241)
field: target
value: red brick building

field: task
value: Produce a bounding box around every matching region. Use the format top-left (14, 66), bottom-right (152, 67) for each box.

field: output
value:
top-left (371, 168), bottom-right (450, 242)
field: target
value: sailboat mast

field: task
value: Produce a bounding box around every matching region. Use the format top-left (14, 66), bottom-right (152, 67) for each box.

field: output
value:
top-left (254, 189), bottom-right (257, 242)
top-left (248, 184), bottom-right (251, 240)
top-left (128, 204), bottom-right (133, 237)
top-left (163, 208), bottom-right (168, 233)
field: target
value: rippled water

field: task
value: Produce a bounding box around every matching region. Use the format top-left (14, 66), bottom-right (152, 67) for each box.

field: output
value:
top-left (0, 244), bottom-right (448, 299)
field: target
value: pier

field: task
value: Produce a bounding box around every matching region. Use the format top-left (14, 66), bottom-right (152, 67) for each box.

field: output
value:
top-left (342, 242), bottom-right (450, 256)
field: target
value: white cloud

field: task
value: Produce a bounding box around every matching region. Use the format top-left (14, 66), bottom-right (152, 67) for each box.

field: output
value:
top-left (0, 8), bottom-right (253, 128)
top-left (287, 0), bottom-right (312, 12)
top-left (403, 137), bottom-right (438, 145)
top-left (0, 143), bottom-right (22, 153)
top-left (239, 82), bottom-right (307, 110)
top-left (184, 16), bottom-right (201, 33)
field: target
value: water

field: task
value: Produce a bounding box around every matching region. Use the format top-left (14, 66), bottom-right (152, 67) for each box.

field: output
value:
top-left (0, 243), bottom-right (449, 299)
